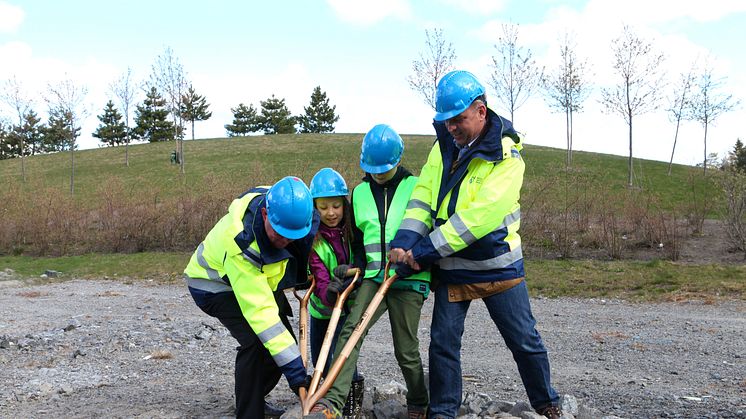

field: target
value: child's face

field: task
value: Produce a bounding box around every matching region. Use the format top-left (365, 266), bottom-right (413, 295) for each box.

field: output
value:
top-left (371, 166), bottom-right (397, 185)
top-left (315, 196), bottom-right (345, 228)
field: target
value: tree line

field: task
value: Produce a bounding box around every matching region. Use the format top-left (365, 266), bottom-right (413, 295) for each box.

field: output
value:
top-left (406, 25), bottom-right (741, 186)
top-left (0, 47), bottom-right (340, 190)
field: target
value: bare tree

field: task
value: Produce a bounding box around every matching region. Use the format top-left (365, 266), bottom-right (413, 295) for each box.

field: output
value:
top-left (150, 47), bottom-right (189, 174)
top-left (489, 23), bottom-right (543, 124)
top-left (541, 32), bottom-right (592, 167)
top-left (600, 25), bottom-right (666, 187)
top-left (407, 28), bottom-right (457, 110)
top-left (110, 67), bottom-right (137, 167)
top-left (46, 77), bottom-right (88, 195)
top-left (688, 58), bottom-right (740, 174)
top-left (1, 76), bottom-right (34, 181)
top-left (666, 63), bottom-right (698, 175)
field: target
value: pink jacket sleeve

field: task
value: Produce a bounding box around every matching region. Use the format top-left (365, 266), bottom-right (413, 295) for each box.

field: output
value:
top-left (308, 249), bottom-right (334, 307)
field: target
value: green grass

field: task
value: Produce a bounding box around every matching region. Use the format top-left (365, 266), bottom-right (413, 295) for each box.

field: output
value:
top-left (1, 253), bottom-right (742, 302)
top-left (0, 134), bottom-right (717, 211)
top-left (527, 258), bottom-right (745, 301)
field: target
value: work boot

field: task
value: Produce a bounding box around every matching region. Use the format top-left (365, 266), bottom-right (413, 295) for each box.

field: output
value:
top-left (264, 401), bottom-right (285, 419)
top-left (342, 377), bottom-right (364, 418)
top-left (304, 398), bottom-right (342, 419)
top-left (536, 404), bottom-right (562, 419)
top-left (406, 404), bottom-right (427, 419)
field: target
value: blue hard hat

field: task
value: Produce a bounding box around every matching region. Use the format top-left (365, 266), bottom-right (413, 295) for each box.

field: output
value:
top-left (266, 176), bottom-right (314, 240)
top-left (310, 168), bottom-right (349, 198)
top-left (360, 124), bottom-right (404, 174)
top-left (434, 70), bottom-right (485, 121)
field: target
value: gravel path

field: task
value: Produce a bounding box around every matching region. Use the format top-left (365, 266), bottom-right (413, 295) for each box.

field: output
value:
top-left (0, 278), bottom-right (743, 418)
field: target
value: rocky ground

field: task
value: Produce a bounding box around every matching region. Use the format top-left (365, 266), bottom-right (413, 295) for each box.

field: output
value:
top-left (0, 274), bottom-right (743, 419)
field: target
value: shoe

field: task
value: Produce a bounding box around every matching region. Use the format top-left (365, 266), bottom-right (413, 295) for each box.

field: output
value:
top-left (536, 404), bottom-right (562, 419)
top-left (304, 398), bottom-right (342, 419)
top-left (342, 377), bottom-right (365, 418)
top-left (407, 404), bottom-right (427, 419)
top-left (264, 401), bottom-right (285, 418)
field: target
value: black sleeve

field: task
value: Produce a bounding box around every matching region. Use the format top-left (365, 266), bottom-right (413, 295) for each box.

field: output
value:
top-left (349, 189), bottom-right (367, 270)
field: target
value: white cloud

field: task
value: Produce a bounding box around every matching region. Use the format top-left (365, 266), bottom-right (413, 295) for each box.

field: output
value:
top-left (0, 1), bottom-right (23, 33)
top-left (436, 0), bottom-right (507, 16)
top-left (326, 0), bottom-right (412, 26)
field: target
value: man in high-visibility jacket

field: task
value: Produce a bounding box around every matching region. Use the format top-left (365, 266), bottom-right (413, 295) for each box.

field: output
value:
top-left (184, 176), bottom-right (319, 419)
top-left (390, 70), bottom-right (562, 419)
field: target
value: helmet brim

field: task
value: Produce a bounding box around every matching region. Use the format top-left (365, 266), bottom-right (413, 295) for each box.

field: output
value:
top-left (269, 219), bottom-right (310, 240)
top-left (433, 107), bottom-right (466, 122)
top-left (360, 161), bottom-right (396, 174)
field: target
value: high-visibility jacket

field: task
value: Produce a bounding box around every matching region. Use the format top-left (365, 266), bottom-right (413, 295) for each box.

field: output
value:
top-left (308, 236), bottom-right (352, 319)
top-left (352, 177), bottom-right (430, 295)
top-left (391, 108), bottom-right (525, 284)
top-left (184, 187), bottom-right (319, 370)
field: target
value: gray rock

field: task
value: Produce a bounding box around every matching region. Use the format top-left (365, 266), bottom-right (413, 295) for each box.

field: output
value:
top-left (372, 380), bottom-right (407, 405)
top-left (462, 392), bottom-right (493, 415)
top-left (520, 412), bottom-right (546, 419)
top-left (371, 398), bottom-right (406, 419)
top-left (576, 405), bottom-right (603, 419)
top-left (509, 401), bottom-right (533, 416)
top-left (44, 270), bottom-right (60, 278)
top-left (560, 394), bottom-right (579, 416)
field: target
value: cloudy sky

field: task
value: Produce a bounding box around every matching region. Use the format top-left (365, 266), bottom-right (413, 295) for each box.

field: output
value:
top-left (1, 0), bottom-right (744, 165)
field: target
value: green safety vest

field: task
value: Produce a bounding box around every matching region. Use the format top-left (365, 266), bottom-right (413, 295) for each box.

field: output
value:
top-left (352, 177), bottom-right (430, 296)
top-left (308, 237), bottom-right (353, 319)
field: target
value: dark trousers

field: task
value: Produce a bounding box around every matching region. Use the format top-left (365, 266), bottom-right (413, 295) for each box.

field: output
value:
top-left (190, 288), bottom-right (294, 419)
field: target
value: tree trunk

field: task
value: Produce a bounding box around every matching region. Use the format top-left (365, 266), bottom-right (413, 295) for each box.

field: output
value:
top-left (703, 121), bottom-right (709, 175)
top-left (668, 116), bottom-right (682, 175)
top-left (70, 141), bottom-right (75, 196)
top-left (628, 116), bottom-right (634, 188)
top-left (565, 107), bottom-right (571, 168)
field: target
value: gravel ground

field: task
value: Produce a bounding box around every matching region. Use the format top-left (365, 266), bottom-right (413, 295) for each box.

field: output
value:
top-left (0, 277), bottom-right (743, 419)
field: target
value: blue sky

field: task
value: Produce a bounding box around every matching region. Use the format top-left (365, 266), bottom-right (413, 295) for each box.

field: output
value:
top-left (1, 0), bottom-right (744, 166)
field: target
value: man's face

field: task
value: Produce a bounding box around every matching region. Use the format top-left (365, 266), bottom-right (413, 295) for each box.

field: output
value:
top-left (444, 101), bottom-right (487, 146)
top-left (371, 166), bottom-right (397, 185)
top-left (262, 208), bottom-right (294, 249)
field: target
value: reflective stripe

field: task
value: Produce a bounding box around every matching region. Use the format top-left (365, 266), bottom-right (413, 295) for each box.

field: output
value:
top-left (498, 209), bottom-right (521, 230)
top-left (241, 252), bottom-right (261, 268)
top-left (273, 344), bottom-right (301, 367)
top-left (196, 242), bottom-right (221, 281)
top-left (309, 296), bottom-right (332, 317)
top-left (431, 229), bottom-right (455, 258)
top-left (450, 213), bottom-right (478, 245)
top-left (438, 246), bottom-right (523, 271)
top-left (406, 199), bottom-right (430, 212)
top-left (363, 243), bottom-right (390, 253)
top-left (257, 321), bottom-right (286, 344)
top-left (184, 275), bottom-right (232, 293)
top-left (399, 218), bottom-right (430, 237)
top-left (366, 260), bottom-right (383, 271)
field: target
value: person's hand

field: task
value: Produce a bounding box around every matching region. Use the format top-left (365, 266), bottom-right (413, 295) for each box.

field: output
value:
top-left (333, 264), bottom-right (352, 280)
top-left (289, 374), bottom-right (312, 397)
top-left (326, 275), bottom-right (344, 305)
top-left (389, 248), bottom-right (420, 270)
top-left (394, 262), bottom-right (416, 279)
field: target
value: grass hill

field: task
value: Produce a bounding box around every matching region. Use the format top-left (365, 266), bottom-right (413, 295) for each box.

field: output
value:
top-left (1, 134), bottom-right (742, 301)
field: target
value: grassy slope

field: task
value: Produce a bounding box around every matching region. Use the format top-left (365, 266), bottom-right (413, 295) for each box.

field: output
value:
top-left (0, 134), bottom-right (740, 301)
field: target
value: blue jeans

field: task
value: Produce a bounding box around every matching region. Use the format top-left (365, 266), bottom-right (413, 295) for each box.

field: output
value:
top-left (428, 280), bottom-right (559, 418)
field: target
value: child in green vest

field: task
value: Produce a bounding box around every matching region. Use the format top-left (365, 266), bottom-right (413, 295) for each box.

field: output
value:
top-left (306, 125), bottom-right (430, 419)
top-left (307, 167), bottom-right (363, 417)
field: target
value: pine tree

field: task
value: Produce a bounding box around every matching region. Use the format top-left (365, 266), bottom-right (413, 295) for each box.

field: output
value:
top-left (0, 121), bottom-right (11, 160)
top-left (133, 86), bottom-right (174, 143)
top-left (732, 139), bottom-right (746, 172)
top-left (93, 100), bottom-right (127, 147)
top-left (259, 95), bottom-right (296, 134)
top-left (298, 86), bottom-right (339, 133)
top-left (225, 103), bottom-right (261, 137)
top-left (7, 110), bottom-right (45, 156)
top-left (43, 106), bottom-right (80, 153)
top-left (180, 86), bottom-right (212, 141)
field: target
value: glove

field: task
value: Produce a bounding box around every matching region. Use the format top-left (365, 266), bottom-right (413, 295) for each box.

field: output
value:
top-left (325, 275), bottom-right (344, 305)
top-left (333, 264), bottom-right (352, 280)
top-left (394, 263), bottom-right (416, 279)
top-left (289, 374), bottom-right (312, 396)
